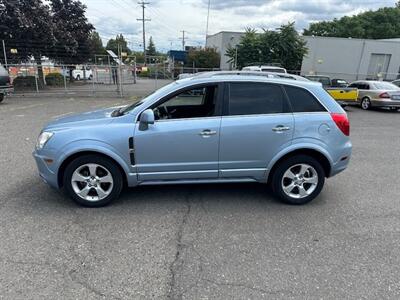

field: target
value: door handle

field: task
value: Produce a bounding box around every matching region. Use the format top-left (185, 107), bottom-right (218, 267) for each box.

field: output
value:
top-left (199, 129), bottom-right (217, 137)
top-left (272, 125), bottom-right (290, 132)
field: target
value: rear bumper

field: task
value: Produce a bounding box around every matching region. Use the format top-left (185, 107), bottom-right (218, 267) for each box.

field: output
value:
top-left (371, 99), bottom-right (400, 107)
top-left (329, 140), bottom-right (352, 177)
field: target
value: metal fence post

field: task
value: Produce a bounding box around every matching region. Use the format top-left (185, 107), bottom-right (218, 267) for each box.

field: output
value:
top-left (63, 65), bottom-right (67, 94)
top-left (92, 64), bottom-right (95, 96)
top-left (34, 64), bottom-right (39, 93)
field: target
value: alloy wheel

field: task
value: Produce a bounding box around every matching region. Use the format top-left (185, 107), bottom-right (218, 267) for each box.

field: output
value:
top-left (71, 163), bottom-right (114, 202)
top-left (281, 163), bottom-right (318, 199)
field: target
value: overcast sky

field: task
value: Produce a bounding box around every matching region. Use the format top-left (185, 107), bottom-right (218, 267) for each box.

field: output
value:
top-left (81, 0), bottom-right (397, 52)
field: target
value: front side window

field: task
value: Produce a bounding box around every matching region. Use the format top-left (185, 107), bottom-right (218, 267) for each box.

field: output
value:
top-left (228, 82), bottom-right (287, 116)
top-left (284, 85), bottom-right (326, 113)
top-left (152, 85), bottom-right (218, 120)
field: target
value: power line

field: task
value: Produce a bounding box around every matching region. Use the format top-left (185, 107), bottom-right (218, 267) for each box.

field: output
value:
top-left (137, 1), bottom-right (150, 64)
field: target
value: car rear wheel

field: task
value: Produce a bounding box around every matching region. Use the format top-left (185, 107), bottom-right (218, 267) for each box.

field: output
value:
top-left (271, 155), bottom-right (325, 205)
top-left (76, 75), bottom-right (81, 80)
top-left (0, 94), bottom-right (4, 103)
top-left (63, 154), bottom-right (123, 207)
top-left (361, 97), bottom-right (371, 110)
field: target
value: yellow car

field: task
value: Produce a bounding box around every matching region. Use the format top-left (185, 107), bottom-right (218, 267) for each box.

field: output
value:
top-left (305, 76), bottom-right (358, 106)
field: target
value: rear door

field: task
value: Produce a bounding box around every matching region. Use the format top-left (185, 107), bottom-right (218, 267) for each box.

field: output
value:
top-left (218, 81), bottom-right (294, 180)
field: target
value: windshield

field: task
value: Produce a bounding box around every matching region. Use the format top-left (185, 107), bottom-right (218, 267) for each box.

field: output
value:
top-left (372, 82), bottom-right (400, 90)
top-left (118, 81), bottom-right (178, 115)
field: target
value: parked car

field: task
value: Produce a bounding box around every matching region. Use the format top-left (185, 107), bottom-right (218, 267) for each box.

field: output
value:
top-left (242, 65), bottom-right (287, 73)
top-left (33, 72), bottom-right (352, 207)
top-left (392, 79), bottom-right (400, 87)
top-left (304, 75), bottom-right (358, 107)
top-left (348, 80), bottom-right (400, 110)
top-left (0, 64), bottom-right (13, 103)
top-left (62, 67), bottom-right (93, 80)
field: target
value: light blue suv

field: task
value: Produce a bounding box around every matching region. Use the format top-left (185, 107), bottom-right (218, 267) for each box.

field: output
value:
top-left (33, 73), bottom-right (352, 207)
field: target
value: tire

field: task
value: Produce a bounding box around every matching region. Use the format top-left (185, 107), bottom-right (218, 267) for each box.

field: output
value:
top-left (76, 75), bottom-right (81, 81)
top-left (360, 97), bottom-right (371, 110)
top-left (63, 154), bottom-right (123, 207)
top-left (0, 94), bottom-right (4, 103)
top-left (271, 155), bottom-right (325, 205)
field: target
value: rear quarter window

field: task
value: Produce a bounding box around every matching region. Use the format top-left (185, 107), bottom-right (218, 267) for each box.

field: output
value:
top-left (284, 85), bottom-right (326, 113)
top-left (228, 82), bottom-right (288, 115)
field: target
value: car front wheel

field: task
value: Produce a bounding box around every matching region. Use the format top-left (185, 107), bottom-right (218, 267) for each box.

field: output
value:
top-left (271, 155), bottom-right (325, 205)
top-left (361, 97), bottom-right (371, 110)
top-left (63, 154), bottom-right (123, 207)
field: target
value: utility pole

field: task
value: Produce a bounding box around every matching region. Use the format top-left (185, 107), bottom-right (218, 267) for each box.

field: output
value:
top-left (205, 0), bottom-right (211, 46)
top-left (180, 30), bottom-right (186, 50)
top-left (137, 1), bottom-right (151, 65)
top-left (2, 40), bottom-right (7, 68)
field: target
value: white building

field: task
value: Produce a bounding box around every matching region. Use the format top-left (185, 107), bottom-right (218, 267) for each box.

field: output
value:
top-left (206, 31), bottom-right (400, 81)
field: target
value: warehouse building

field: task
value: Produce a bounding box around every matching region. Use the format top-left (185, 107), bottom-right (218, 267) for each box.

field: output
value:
top-left (206, 32), bottom-right (400, 81)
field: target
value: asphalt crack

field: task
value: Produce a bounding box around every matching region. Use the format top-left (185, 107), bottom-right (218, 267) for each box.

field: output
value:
top-left (167, 193), bottom-right (192, 299)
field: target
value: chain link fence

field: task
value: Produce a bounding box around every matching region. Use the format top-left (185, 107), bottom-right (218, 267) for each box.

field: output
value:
top-left (5, 62), bottom-right (223, 97)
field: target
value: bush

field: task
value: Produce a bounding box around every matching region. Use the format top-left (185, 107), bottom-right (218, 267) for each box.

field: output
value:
top-left (138, 70), bottom-right (149, 78)
top-left (46, 72), bottom-right (64, 86)
top-left (13, 76), bottom-right (38, 89)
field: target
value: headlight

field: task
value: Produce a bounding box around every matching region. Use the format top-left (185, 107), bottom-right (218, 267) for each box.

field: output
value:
top-left (36, 131), bottom-right (54, 149)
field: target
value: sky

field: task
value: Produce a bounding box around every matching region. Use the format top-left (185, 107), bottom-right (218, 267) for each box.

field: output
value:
top-left (81, 0), bottom-right (398, 53)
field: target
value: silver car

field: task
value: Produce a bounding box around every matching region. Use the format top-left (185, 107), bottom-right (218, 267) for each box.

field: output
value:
top-left (348, 80), bottom-right (400, 110)
top-left (33, 73), bottom-right (352, 207)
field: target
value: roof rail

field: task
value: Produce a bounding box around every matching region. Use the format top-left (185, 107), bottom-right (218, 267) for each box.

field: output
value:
top-left (192, 71), bottom-right (309, 82)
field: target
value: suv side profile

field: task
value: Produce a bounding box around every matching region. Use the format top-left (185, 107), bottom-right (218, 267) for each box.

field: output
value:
top-left (33, 74), bottom-right (352, 207)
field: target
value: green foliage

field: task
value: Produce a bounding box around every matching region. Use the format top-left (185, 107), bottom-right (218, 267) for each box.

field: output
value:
top-left (46, 72), bottom-right (64, 86)
top-left (226, 24), bottom-right (308, 70)
top-left (186, 48), bottom-right (220, 69)
top-left (88, 31), bottom-right (105, 55)
top-left (13, 76), bottom-right (40, 89)
top-left (303, 5), bottom-right (400, 39)
top-left (106, 34), bottom-right (131, 56)
top-left (50, 0), bottom-right (94, 64)
top-left (146, 36), bottom-right (157, 57)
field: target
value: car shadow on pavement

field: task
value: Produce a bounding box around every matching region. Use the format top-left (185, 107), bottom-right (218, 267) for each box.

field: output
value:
top-left (3, 176), bottom-right (329, 216)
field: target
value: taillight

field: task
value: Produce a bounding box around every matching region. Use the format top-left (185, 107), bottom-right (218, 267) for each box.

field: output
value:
top-left (379, 92), bottom-right (390, 98)
top-left (331, 113), bottom-right (350, 136)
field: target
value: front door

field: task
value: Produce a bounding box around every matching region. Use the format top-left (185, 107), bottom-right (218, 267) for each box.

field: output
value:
top-left (134, 84), bottom-right (222, 181)
top-left (219, 82), bottom-right (294, 180)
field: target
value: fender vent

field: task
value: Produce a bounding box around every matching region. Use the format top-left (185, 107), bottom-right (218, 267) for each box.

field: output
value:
top-left (128, 137), bottom-right (135, 165)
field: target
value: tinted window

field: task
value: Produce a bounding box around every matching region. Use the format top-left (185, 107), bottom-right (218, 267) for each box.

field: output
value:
top-left (284, 85), bottom-right (326, 113)
top-left (228, 82), bottom-right (287, 115)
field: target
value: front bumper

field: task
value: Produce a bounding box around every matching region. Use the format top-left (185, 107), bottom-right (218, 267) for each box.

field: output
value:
top-left (371, 99), bottom-right (400, 107)
top-left (0, 86), bottom-right (14, 94)
top-left (32, 150), bottom-right (60, 189)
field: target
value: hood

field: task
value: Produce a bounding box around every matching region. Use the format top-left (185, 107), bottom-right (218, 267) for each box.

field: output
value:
top-left (45, 106), bottom-right (122, 129)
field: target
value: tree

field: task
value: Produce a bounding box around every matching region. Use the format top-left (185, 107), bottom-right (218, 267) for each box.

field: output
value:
top-left (88, 31), bottom-right (105, 56)
top-left (226, 23), bottom-right (307, 71)
top-left (0, 0), bottom-right (94, 84)
top-left (0, 0), bottom-right (55, 85)
top-left (146, 36), bottom-right (156, 57)
top-left (50, 0), bottom-right (94, 81)
top-left (186, 48), bottom-right (220, 69)
top-left (106, 34), bottom-right (131, 56)
top-left (303, 4), bottom-right (400, 39)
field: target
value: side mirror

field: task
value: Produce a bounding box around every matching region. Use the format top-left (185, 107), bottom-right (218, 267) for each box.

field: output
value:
top-left (139, 109), bottom-right (155, 131)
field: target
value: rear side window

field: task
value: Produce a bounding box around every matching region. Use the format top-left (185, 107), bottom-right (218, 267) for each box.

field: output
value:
top-left (284, 85), bottom-right (326, 113)
top-left (228, 82), bottom-right (287, 115)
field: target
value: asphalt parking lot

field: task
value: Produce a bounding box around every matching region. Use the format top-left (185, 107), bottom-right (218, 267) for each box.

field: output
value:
top-left (1, 95), bottom-right (400, 299)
